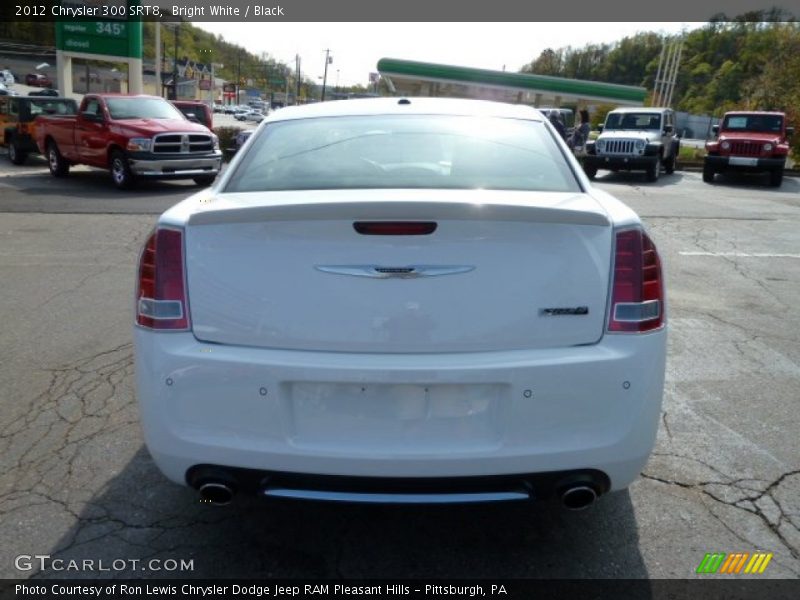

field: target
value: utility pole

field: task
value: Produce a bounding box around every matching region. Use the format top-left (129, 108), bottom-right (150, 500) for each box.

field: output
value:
top-left (155, 22), bottom-right (161, 98)
top-left (171, 23), bottom-right (179, 100)
top-left (321, 48), bottom-right (331, 102)
top-left (295, 54), bottom-right (301, 104)
top-left (236, 49), bottom-right (242, 106)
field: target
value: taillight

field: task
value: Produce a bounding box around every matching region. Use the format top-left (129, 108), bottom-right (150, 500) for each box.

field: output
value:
top-left (608, 228), bottom-right (664, 333)
top-left (135, 228), bottom-right (190, 330)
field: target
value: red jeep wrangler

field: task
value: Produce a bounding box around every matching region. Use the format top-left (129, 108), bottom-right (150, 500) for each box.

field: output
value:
top-left (704, 111), bottom-right (793, 187)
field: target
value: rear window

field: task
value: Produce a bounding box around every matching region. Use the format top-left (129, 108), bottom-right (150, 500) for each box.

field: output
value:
top-left (225, 114), bottom-right (579, 193)
top-left (26, 99), bottom-right (77, 120)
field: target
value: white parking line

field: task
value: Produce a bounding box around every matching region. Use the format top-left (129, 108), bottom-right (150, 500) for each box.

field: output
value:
top-left (679, 251), bottom-right (800, 258)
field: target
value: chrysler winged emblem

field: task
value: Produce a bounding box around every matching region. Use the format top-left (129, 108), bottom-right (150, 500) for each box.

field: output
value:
top-left (315, 265), bottom-right (475, 279)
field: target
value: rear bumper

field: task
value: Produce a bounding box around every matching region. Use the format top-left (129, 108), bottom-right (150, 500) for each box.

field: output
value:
top-left (705, 155), bottom-right (786, 171)
top-left (128, 152), bottom-right (222, 178)
top-left (583, 154), bottom-right (658, 171)
top-left (134, 328), bottom-right (666, 489)
top-left (134, 330), bottom-right (667, 495)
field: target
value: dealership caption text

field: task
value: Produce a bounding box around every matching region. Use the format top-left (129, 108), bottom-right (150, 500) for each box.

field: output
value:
top-left (16, 584), bottom-right (502, 597)
top-left (14, 4), bottom-right (285, 18)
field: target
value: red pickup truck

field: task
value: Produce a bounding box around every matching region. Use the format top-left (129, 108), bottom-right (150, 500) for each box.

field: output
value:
top-left (36, 94), bottom-right (222, 189)
top-left (704, 111), bottom-right (793, 187)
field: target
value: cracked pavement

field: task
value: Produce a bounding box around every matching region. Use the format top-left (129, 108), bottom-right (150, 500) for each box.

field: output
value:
top-left (0, 163), bottom-right (798, 579)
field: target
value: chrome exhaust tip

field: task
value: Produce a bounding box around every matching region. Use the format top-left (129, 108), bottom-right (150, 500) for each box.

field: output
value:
top-left (560, 485), bottom-right (598, 510)
top-left (198, 482), bottom-right (235, 506)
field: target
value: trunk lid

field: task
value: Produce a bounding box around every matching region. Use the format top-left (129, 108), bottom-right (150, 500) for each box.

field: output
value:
top-left (184, 189), bottom-right (612, 353)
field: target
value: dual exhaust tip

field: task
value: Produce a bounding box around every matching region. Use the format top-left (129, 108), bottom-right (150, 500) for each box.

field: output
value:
top-left (559, 485), bottom-right (598, 510)
top-left (198, 481), bottom-right (235, 506)
top-left (197, 479), bottom-right (599, 510)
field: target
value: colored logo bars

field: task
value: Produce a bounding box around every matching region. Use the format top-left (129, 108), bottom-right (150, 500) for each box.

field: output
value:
top-left (696, 552), bottom-right (773, 574)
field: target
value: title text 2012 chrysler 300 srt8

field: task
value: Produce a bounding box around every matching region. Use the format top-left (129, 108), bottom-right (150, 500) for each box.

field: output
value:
top-left (134, 98), bottom-right (666, 510)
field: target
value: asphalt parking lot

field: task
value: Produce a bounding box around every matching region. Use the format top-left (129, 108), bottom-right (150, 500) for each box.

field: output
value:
top-left (0, 156), bottom-right (798, 580)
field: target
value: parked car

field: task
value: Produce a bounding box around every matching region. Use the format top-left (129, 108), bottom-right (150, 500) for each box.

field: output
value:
top-left (233, 107), bottom-right (254, 121)
top-left (243, 109), bottom-right (264, 123)
top-left (171, 100), bottom-right (213, 129)
top-left (25, 73), bottom-right (52, 87)
top-left (583, 107), bottom-right (679, 182)
top-left (29, 88), bottom-right (60, 97)
top-left (223, 105), bottom-right (238, 115)
top-left (0, 81), bottom-right (18, 96)
top-left (704, 111), bottom-right (792, 187)
top-left (227, 129), bottom-right (253, 155)
top-left (213, 103), bottom-right (224, 113)
top-left (134, 98), bottom-right (667, 509)
top-left (35, 93), bottom-right (222, 189)
top-left (1, 95), bottom-right (78, 164)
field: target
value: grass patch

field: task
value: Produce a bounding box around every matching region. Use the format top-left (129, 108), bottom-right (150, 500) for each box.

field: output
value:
top-left (679, 146), bottom-right (706, 161)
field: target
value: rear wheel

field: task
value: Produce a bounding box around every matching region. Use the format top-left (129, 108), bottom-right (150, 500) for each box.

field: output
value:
top-left (702, 164), bottom-right (715, 183)
top-left (583, 165), bottom-right (597, 180)
top-left (769, 168), bottom-right (783, 187)
top-left (645, 158), bottom-right (661, 182)
top-left (110, 149), bottom-right (136, 190)
top-left (47, 141), bottom-right (69, 177)
top-left (193, 174), bottom-right (217, 187)
top-left (8, 137), bottom-right (28, 165)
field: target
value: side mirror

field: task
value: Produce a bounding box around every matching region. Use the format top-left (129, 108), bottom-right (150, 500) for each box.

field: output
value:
top-left (711, 125), bottom-right (719, 136)
top-left (786, 127), bottom-right (794, 138)
top-left (596, 124), bottom-right (604, 133)
top-left (664, 125), bottom-right (674, 135)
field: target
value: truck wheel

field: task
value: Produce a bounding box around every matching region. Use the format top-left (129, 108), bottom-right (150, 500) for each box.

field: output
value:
top-left (47, 141), bottom-right (69, 177)
top-left (8, 137), bottom-right (28, 165)
top-left (193, 174), bottom-right (217, 187)
top-left (769, 168), bottom-right (783, 187)
top-left (663, 152), bottom-right (676, 175)
top-left (110, 150), bottom-right (136, 190)
top-left (583, 165), bottom-right (597, 180)
top-left (646, 159), bottom-right (661, 182)
top-left (702, 164), bottom-right (715, 183)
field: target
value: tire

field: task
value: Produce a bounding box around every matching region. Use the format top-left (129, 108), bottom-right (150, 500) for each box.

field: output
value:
top-left (110, 149), bottom-right (136, 190)
top-left (663, 151), bottom-right (676, 175)
top-left (193, 174), bottom-right (217, 187)
top-left (702, 164), bottom-right (715, 184)
top-left (47, 141), bottom-right (69, 177)
top-left (769, 168), bottom-right (783, 188)
top-left (583, 165), bottom-right (597, 180)
top-left (645, 158), bottom-right (661, 182)
top-left (8, 137), bottom-right (28, 165)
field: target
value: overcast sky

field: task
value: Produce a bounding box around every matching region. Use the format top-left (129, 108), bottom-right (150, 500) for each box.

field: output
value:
top-left (195, 22), bottom-right (703, 88)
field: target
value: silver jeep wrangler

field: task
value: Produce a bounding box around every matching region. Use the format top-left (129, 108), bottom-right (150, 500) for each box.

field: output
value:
top-left (583, 107), bottom-right (680, 182)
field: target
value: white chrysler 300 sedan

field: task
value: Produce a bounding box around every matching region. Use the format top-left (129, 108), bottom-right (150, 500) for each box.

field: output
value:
top-left (134, 98), bottom-right (666, 509)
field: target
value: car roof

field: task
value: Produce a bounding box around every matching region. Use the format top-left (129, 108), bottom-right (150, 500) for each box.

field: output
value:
top-left (268, 97), bottom-right (544, 122)
top-left (608, 107), bottom-right (671, 113)
top-left (724, 111), bottom-right (784, 116)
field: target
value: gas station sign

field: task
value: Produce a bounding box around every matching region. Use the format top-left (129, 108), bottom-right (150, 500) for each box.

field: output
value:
top-left (55, 1), bottom-right (142, 59)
